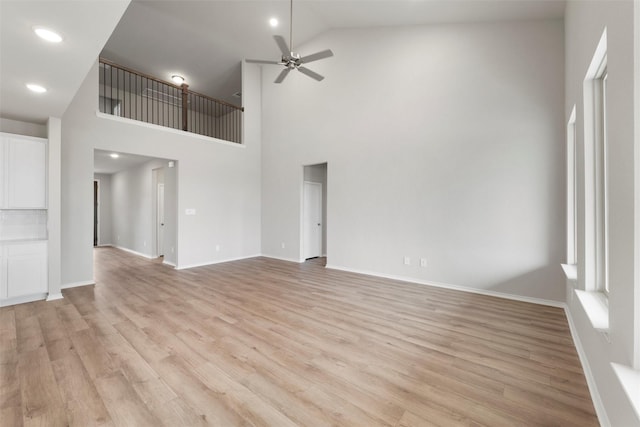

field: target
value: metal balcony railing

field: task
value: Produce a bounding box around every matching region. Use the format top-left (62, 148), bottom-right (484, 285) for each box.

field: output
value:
top-left (99, 58), bottom-right (243, 144)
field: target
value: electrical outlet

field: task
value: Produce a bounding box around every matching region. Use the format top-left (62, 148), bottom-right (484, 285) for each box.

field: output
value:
top-left (143, 241), bottom-right (146, 247)
top-left (420, 258), bottom-right (427, 267)
top-left (403, 256), bottom-right (411, 265)
top-left (171, 247), bottom-right (174, 253)
top-left (185, 208), bottom-right (196, 215)
top-left (215, 244), bottom-right (220, 252)
top-left (281, 242), bottom-right (285, 249)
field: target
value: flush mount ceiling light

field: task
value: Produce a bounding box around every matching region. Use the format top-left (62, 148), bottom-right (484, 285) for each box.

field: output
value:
top-left (26, 83), bottom-right (47, 93)
top-left (33, 27), bottom-right (63, 43)
top-left (110, 153), bottom-right (120, 159)
top-left (269, 17), bottom-right (278, 27)
top-left (171, 75), bottom-right (185, 85)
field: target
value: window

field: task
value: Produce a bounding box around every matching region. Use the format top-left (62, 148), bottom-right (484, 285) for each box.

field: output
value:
top-left (567, 106), bottom-right (577, 265)
top-left (583, 28), bottom-right (608, 295)
top-left (594, 60), bottom-right (609, 294)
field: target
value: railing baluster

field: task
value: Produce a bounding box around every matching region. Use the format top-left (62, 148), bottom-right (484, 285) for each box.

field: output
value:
top-left (99, 58), bottom-right (243, 143)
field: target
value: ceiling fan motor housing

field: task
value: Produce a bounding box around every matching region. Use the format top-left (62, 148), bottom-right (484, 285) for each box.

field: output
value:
top-left (282, 53), bottom-right (301, 68)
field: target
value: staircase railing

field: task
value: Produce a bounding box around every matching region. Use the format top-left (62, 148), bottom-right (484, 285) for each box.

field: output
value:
top-left (98, 58), bottom-right (243, 144)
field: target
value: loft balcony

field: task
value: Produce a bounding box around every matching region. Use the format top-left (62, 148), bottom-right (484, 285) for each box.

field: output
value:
top-left (98, 58), bottom-right (243, 144)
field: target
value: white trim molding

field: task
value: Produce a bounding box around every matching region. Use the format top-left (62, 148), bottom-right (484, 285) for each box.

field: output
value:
top-left (61, 280), bottom-right (94, 290)
top-left (325, 264), bottom-right (565, 308)
top-left (176, 254), bottom-right (262, 270)
top-left (574, 289), bottom-right (610, 332)
top-left (0, 292), bottom-right (48, 307)
top-left (564, 305), bottom-right (611, 426)
top-left (113, 245), bottom-right (154, 259)
top-left (259, 254), bottom-right (305, 264)
top-left (46, 292), bottom-right (63, 301)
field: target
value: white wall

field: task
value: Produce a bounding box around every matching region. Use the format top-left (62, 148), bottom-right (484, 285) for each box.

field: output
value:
top-left (109, 159), bottom-right (169, 257)
top-left (93, 173), bottom-right (112, 246)
top-left (260, 20), bottom-right (565, 302)
top-left (61, 60), bottom-right (261, 285)
top-left (564, 1), bottom-right (638, 425)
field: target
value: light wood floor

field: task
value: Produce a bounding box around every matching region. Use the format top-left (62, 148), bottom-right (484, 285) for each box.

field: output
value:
top-left (1, 247), bottom-right (598, 426)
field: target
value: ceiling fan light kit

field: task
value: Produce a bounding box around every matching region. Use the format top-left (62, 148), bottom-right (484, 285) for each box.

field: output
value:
top-left (247, 0), bottom-right (333, 83)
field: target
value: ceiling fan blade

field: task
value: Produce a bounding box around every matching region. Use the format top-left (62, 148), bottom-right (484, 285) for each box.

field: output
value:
top-left (274, 35), bottom-right (290, 56)
top-left (298, 66), bottom-right (324, 81)
top-left (300, 49), bottom-right (334, 64)
top-left (274, 68), bottom-right (292, 84)
top-left (246, 59), bottom-right (281, 65)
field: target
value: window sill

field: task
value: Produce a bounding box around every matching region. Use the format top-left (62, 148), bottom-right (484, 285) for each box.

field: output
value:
top-left (611, 363), bottom-right (640, 421)
top-left (574, 289), bottom-right (609, 331)
top-left (561, 263), bottom-right (578, 282)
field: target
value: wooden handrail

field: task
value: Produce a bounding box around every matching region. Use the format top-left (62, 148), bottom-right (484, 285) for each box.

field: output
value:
top-left (99, 57), bottom-right (243, 111)
top-left (188, 88), bottom-right (244, 111)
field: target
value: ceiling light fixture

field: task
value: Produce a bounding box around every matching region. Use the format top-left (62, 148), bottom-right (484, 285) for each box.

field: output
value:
top-left (34, 27), bottom-right (63, 43)
top-left (269, 18), bottom-right (279, 27)
top-left (110, 153), bottom-right (120, 159)
top-left (26, 83), bottom-right (47, 93)
top-left (171, 75), bottom-right (185, 85)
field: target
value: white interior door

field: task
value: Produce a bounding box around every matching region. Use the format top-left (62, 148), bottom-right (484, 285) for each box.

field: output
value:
top-left (157, 183), bottom-right (165, 257)
top-left (303, 181), bottom-right (323, 259)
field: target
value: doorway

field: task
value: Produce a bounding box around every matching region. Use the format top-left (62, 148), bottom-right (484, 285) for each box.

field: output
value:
top-left (303, 181), bottom-right (323, 259)
top-left (156, 183), bottom-right (165, 257)
top-left (302, 163), bottom-right (327, 261)
top-left (93, 180), bottom-right (99, 247)
top-left (152, 167), bottom-right (166, 259)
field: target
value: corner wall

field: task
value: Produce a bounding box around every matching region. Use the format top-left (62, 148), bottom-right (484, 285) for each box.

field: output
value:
top-left (260, 20), bottom-right (566, 302)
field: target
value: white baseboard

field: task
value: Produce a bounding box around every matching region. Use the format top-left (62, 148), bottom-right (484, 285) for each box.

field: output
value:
top-left (46, 292), bottom-right (64, 301)
top-left (260, 254), bottom-right (304, 264)
top-left (113, 245), bottom-right (154, 259)
top-left (564, 305), bottom-right (610, 427)
top-left (0, 292), bottom-right (47, 307)
top-left (324, 264), bottom-right (565, 308)
top-left (95, 244), bottom-right (113, 248)
top-left (176, 254), bottom-right (262, 270)
top-left (163, 260), bottom-right (176, 267)
top-left (61, 280), bottom-right (94, 289)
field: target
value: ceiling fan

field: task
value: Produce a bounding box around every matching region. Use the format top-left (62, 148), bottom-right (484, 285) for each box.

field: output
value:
top-left (246, 0), bottom-right (334, 83)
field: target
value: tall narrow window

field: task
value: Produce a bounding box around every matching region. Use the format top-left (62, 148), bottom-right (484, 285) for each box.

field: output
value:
top-left (594, 60), bottom-right (609, 294)
top-left (583, 28), bottom-right (608, 295)
top-left (567, 106), bottom-right (577, 265)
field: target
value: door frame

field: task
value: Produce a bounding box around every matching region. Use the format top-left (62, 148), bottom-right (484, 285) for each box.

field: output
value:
top-left (93, 179), bottom-right (99, 247)
top-left (299, 163), bottom-right (328, 262)
top-left (156, 183), bottom-right (165, 257)
top-left (302, 181), bottom-right (323, 260)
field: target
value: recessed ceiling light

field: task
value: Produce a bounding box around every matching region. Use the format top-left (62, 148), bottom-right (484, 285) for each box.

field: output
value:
top-left (26, 83), bottom-right (47, 93)
top-left (110, 153), bottom-right (120, 159)
top-left (34, 27), bottom-right (62, 43)
top-left (171, 75), bottom-right (185, 85)
top-left (269, 18), bottom-right (278, 27)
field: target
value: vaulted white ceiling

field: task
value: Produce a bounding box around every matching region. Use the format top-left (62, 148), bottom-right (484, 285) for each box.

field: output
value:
top-left (0, 0), bottom-right (130, 124)
top-left (1, 0), bottom-right (565, 124)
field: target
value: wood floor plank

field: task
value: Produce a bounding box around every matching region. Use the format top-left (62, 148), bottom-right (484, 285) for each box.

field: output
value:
top-left (94, 371), bottom-right (162, 427)
top-left (2, 247), bottom-right (598, 426)
top-left (50, 349), bottom-right (113, 426)
top-left (18, 347), bottom-right (68, 427)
